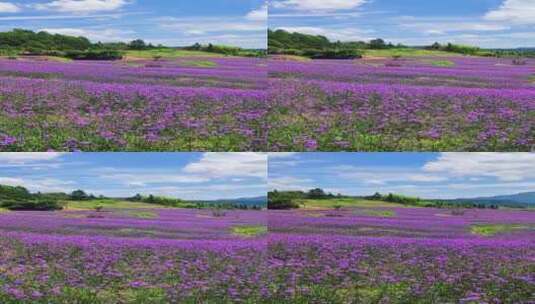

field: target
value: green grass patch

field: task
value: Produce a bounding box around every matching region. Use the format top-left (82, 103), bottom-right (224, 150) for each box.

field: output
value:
top-left (181, 60), bottom-right (218, 67)
top-left (125, 48), bottom-right (223, 59)
top-left (298, 198), bottom-right (410, 209)
top-left (117, 228), bottom-right (157, 236)
top-left (471, 224), bottom-right (531, 236)
top-left (66, 199), bottom-right (168, 210)
top-left (431, 60), bottom-right (455, 67)
top-left (125, 210), bottom-right (159, 219)
top-left (231, 225), bottom-right (268, 237)
top-left (363, 48), bottom-right (460, 58)
top-left (529, 75), bottom-right (535, 83)
top-left (0, 208), bottom-right (8, 213)
top-left (42, 56), bottom-right (73, 63)
top-left (357, 209), bottom-right (396, 217)
top-left (272, 54), bottom-right (312, 62)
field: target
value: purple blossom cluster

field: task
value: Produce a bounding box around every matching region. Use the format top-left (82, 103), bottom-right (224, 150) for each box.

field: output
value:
top-left (268, 56), bottom-right (535, 151)
top-left (0, 208), bottom-right (268, 302)
top-left (0, 57), bottom-right (267, 151)
top-left (1, 205), bottom-right (533, 302)
top-left (267, 206), bottom-right (535, 302)
top-left (1, 55), bottom-right (532, 151)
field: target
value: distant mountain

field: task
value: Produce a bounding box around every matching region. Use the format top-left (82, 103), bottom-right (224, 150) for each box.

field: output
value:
top-left (487, 47), bottom-right (535, 51)
top-left (194, 196), bottom-right (267, 207)
top-left (448, 192), bottom-right (535, 208)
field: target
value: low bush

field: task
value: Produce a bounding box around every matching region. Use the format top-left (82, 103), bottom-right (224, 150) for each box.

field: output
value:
top-left (302, 49), bottom-right (363, 59)
top-left (268, 197), bottom-right (300, 210)
top-left (451, 208), bottom-right (465, 216)
top-left (512, 57), bottom-right (527, 65)
top-left (366, 192), bottom-right (422, 206)
top-left (268, 190), bottom-right (304, 209)
top-left (1, 199), bottom-right (63, 211)
top-left (64, 50), bottom-right (123, 60)
top-left (212, 208), bottom-right (227, 217)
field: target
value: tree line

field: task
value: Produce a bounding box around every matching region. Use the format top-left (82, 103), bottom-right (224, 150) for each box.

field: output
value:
top-left (426, 42), bottom-right (535, 58)
top-left (268, 29), bottom-right (404, 59)
top-left (0, 184), bottom-right (264, 211)
top-left (0, 184), bottom-right (65, 210)
top-left (0, 29), bottom-right (163, 59)
top-left (183, 43), bottom-right (266, 57)
top-left (268, 189), bottom-right (505, 210)
top-left (269, 29), bottom-right (535, 59)
top-left (0, 29), bottom-right (265, 60)
top-left (268, 188), bottom-right (342, 209)
top-left (127, 194), bottom-right (264, 210)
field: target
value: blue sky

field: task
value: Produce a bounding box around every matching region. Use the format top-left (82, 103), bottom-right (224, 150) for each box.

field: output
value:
top-left (270, 0), bottom-right (535, 48)
top-left (0, 0), bottom-right (267, 48)
top-left (268, 153), bottom-right (535, 199)
top-left (0, 153), bottom-right (267, 200)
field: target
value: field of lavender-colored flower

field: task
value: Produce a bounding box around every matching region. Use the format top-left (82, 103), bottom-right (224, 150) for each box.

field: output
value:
top-left (268, 56), bottom-right (535, 151)
top-left (0, 56), bottom-right (267, 152)
top-left (0, 207), bottom-right (268, 303)
top-left (268, 201), bottom-right (535, 303)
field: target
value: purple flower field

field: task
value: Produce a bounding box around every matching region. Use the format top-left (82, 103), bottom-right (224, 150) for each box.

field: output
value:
top-left (0, 57), bottom-right (267, 152)
top-left (0, 208), bottom-right (268, 303)
top-left (1, 205), bottom-right (534, 303)
top-left (268, 56), bottom-right (535, 151)
top-left (268, 206), bottom-right (535, 303)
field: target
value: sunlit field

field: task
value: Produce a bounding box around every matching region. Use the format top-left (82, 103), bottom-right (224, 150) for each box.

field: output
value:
top-left (268, 55), bottom-right (535, 151)
top-left (267, 199), bottom-right (535, 303)
top-left (0, 207), bottom-right (268, 303)
top-left (0, 53), bottom-right (267, 152)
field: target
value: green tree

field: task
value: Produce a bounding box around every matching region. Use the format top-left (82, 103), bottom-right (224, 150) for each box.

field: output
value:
top-left (128, 39), bottom-right (147, 50)
top-left (369, 38), bottom-right (386, 49)
top-left (70, 190), bottom-right (89, 201)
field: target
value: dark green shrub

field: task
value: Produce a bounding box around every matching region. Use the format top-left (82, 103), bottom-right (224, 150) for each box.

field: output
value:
top-left (308, 49), bottom-right (362, 59)
top-left (70, 190), bottom-right (89, 201)
top-left (268, 198), bottom-right (300, 210)
top-left (1, 199), bottom-right (63, 211)
top-left (64, 50), bottom-right (123, 60)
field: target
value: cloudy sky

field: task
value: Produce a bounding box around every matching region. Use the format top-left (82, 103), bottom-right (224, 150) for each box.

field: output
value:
top-left (0, 153), bottom-right (267, 200)
top-left (270, 0), bottom-right (535, 48)
top-left (0, 0), bottom-right (267, 48)
top-left (269, 153), bottom-right (535, 199)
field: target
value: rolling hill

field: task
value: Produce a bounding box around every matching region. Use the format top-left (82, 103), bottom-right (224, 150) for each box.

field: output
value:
top-left (447, 192), bottom-right (535, 207)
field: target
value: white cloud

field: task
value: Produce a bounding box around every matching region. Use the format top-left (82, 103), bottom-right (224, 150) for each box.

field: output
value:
top-left (0, 176), bottom-right (75, 193)
top-left (0, 2), bottom-right (20, 12)
top-left (0, 177), bottom-right (24, 186)
top-left (268, 153), bottom-right (535, 199)
top-left (158, 17), bottom-right (265, 35)
top-left (246, 3), bottom-right (267, 21)
top-left (268, 176), bottom-right (313, 190)
top-left (100, 173), bottom-right (210, 187)
top-left (153, 5), bottom-right (267, 48)
top-left (0, 153), bottom-right (66, 164)
top-left (84, 182), bottom-right (266, 200)
top-left (0, 12), bottom-right (126, 20)
top-left (272, 0), bottom-right (367, 11)
top-left (485, 0), bottom-right (535, 24)
top-left (399, 18), bottom-right (511, 34)
top-left (423, 153), bottom-right (535, 182)
top-left (39, 27), bottom-right (135, 42)
top-left (269, 153), bottom-right (298, 159)
top-left (34, 0), bottom-right (129, 14)
top-left (183, 153), bottom-right (267, 179)
top-left (333, 165), bottom-right (449, 185)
